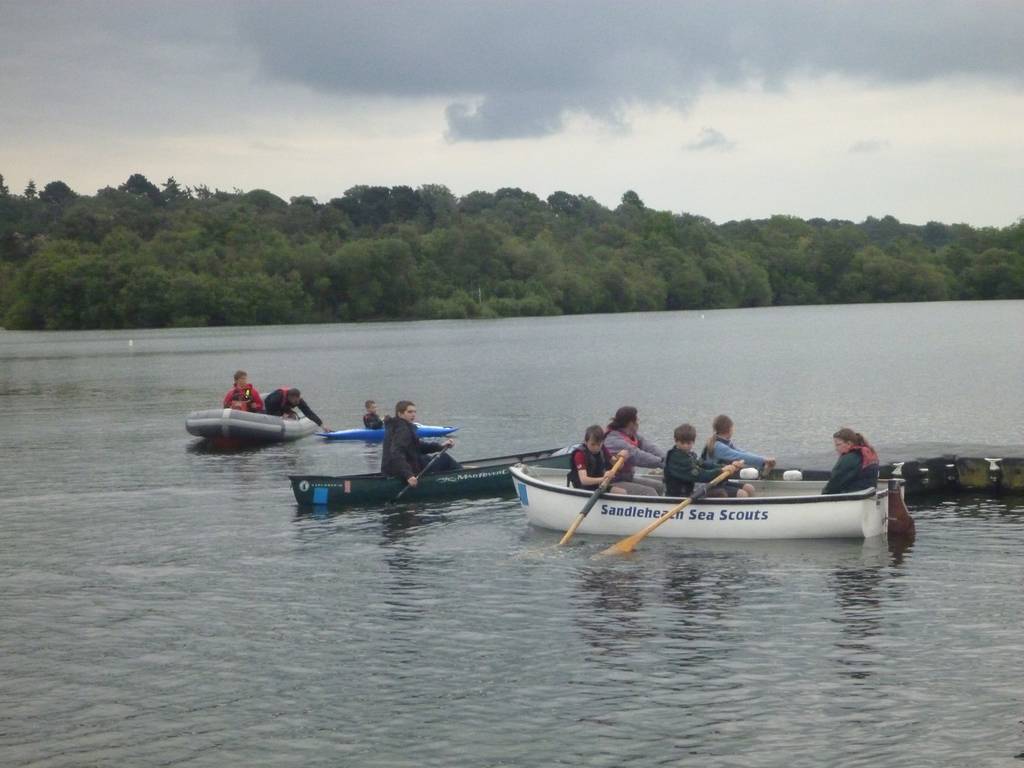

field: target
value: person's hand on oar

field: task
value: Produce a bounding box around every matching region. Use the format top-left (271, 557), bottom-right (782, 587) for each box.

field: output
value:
top-left (558, 453), bottom-right (627, 547)
top-left (600, 464), bottom-right (738, 555)
top-left (393, 445), bottom-right (451, 502)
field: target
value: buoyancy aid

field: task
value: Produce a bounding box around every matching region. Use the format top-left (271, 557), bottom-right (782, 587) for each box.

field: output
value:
top-left (850, 444), bottom-right (881, 486)
top-left (568, 445), bottom-right (611, 488)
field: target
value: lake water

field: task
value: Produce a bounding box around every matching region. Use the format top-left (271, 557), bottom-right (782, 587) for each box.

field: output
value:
top-left (2, 301), bottom-right (1023, 767)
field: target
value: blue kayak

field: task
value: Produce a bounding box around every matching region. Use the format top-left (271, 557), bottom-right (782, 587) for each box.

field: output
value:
top-left (319, 423), bottom-right (458, 442)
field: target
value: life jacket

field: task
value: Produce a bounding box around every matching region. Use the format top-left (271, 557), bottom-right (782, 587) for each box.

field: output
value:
top-left (663, 447), bottom-right (694, 497)
top-left (567, 445), bottom-right (611, 488)
top-left (227, 385), bottom-right (256, 411)
top-left (700, 435), bottom-right (730, 462)
top-left (850, 445), bottom-right (881, 487)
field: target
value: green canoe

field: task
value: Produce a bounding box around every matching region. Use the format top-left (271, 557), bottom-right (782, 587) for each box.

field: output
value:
top-left (290, 447), bottom-right (572, 508)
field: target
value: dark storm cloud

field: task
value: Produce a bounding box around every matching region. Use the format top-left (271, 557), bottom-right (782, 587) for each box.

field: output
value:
top-left (3, 2), bottom-right (1022, 143)
top-left (235, 0), bottom-right (1024, 140)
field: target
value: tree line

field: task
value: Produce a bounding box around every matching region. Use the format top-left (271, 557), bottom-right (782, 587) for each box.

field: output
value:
top-left (0, 172), bottom-right (1021, 330)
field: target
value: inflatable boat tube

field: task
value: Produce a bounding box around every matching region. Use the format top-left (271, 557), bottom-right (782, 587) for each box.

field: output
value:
top-left (186, 408), bottom-right (319, 444)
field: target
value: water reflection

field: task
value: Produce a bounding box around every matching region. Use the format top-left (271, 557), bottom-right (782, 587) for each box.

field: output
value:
top-left (572, 565), bottom-right (656, 657)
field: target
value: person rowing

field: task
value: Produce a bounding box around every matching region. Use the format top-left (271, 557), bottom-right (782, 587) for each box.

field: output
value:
top-left (382, 400), bottom-right (460, 488)
top-left (603, 406), bottom-right (665, 494)
top-left (701, 414), bottom-right (776, 476)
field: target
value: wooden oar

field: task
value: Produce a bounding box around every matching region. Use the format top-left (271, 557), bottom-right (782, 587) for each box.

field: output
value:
top-left (558, 455), bottom-right (627, 546)
top-left (600, 465), bottom-right (737, 555)
top-left (393, 446), bottom-right (451, 502)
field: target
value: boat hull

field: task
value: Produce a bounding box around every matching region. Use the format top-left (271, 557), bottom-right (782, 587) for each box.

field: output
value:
top-left (186, 408), bottom-right (318, 444)
top-left (290, 448), bottom-right (571, 508)
top-left (510, 466), bottom-right (889, 540)
top-left (319, 424), bottom-right (458, 442)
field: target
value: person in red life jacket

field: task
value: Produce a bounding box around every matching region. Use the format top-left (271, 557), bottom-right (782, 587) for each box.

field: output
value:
top-left (822, 427), bottom-right (880, 494)
top-left (602, 406), bottom-right (666, 494)
top-left (264, 387), bottom-right (327, 430)
top-left (222, 370), bottom-right (264, 412)
top-left (363, 399), bottom-right (384, 430)
top-left (381, 400), bottom-right (459, 487)
top-left (568, 425), bottom-right (637, 495)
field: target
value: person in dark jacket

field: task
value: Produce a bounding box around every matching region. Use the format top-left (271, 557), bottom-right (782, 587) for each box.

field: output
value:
top-left (568, 424), bottom-right (633, 494)
top-left (822, 427), bottom-right (880, 494)
top-left (363, 400), bottom-right (384, 430)
top-left (264, 387), bottom-right (326, 429)
top-left (665, 424), bottom-right (748, 497)
top-left (381, 400), bottom-right (459, 487)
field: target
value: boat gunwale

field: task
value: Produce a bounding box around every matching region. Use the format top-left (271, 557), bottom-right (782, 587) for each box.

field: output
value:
top-left (510, 464), bottom-right (886, 506)
top-left (289, 447), bottom-right (568, 485)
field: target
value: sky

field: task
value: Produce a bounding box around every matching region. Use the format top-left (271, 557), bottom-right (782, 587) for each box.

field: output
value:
top-left (1, 1), bottom-right (1023, 227)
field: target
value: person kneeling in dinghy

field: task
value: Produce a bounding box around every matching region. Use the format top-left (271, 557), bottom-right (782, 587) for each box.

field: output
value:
top-left (264, 387), bottom-right (328, 431)
top-left (382, 400), bottom-right (460, 488)
top-left (223, 370), bottom-right (264, 413)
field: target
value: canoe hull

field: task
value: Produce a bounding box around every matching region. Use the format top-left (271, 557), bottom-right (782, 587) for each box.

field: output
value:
top-left (510, 466), bottom-right (889, 540)
top-left (290, 448), bottom-right (571, 508)
top-left (319, 424), bottom-right (458, 442)
top-left (186, 408), bottom-right (318, 444)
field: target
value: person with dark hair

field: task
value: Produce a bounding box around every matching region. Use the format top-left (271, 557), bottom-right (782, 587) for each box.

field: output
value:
top-left (602, 406), bottom-right (665, 494)
top-left (382, 400), bottom-right (459, 487)
top-left (701, 414), bottom-right (775, 475)
top-left (264, 387), bottom-right (326, 429)
top-left (568, 425), bottom-right (637, 495)
top-left (822, 428), bottom-right (880, 494)
top-left (665, 423), bottom-right (750, 498)
top-left (363, 400), bottom-right (384, 430)
top-left (222, 370), bottom-right (264, 412)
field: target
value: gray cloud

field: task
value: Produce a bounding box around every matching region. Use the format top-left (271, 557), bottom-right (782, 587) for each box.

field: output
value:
top-left (849, 139), bottom-right (892, 154)
top-left (3, 1), bottom-right (1023, 145)
top-left (234, 1), bottom-right (1024, 140)
top-left (686, 128), bottom-right (736, 152)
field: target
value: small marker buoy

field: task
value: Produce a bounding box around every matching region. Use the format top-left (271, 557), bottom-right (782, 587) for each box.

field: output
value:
top-left (128, 339), bottom-right (134, 347)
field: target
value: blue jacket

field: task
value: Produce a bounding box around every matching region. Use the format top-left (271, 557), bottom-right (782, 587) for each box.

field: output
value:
top-left (702, 436), bottom-right (766, 470)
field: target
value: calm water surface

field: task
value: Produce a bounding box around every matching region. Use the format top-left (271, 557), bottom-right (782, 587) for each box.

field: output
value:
top-left (2, 301), bottom-right (1023, 767)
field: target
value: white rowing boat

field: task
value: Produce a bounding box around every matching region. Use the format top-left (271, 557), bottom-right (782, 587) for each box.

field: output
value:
top-left (509, 465), bottom-right (892, 540)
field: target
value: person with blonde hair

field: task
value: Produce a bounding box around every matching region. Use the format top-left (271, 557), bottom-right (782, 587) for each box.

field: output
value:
top-left (701, 414), bottom-right (775, 475)
top-left (822, 428), bottom-right (880, 494)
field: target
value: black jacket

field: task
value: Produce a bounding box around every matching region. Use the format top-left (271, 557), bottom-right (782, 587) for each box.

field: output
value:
top-left (381, 416), bottom-right (442, 480)
top-left (263, 388), bottom-right (322, 426)
top-left (363, 412), bottom-right (384, 429)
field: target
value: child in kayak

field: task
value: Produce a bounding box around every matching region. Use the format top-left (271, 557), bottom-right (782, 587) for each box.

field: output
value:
top-left (363, 400), bottom-right (384, 430)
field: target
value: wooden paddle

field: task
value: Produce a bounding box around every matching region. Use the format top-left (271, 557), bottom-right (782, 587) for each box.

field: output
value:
top-left (558, 454), bottom-right (627, 546)
top-left (600, 464), bottom-right (737, 555)
top-left (393, 445), bottom-right (451, 502)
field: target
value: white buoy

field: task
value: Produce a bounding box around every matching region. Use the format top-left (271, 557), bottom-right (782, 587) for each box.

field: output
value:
top-left (783, 470), bottom-right (803, 481)
top-left (128, 339), bottom-right (134, 347)
top-left (738, 467), bottom-right (759, 480)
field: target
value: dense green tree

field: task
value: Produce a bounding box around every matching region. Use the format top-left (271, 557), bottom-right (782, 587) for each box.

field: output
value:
top-left (1, 175), bottom-right (1020, 330)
